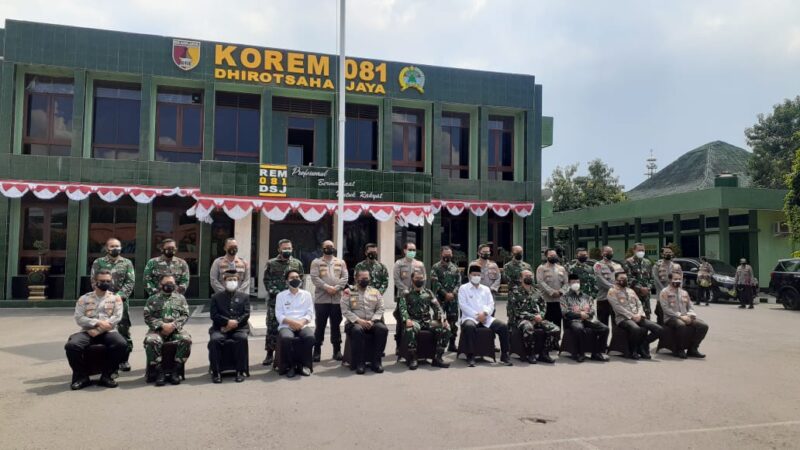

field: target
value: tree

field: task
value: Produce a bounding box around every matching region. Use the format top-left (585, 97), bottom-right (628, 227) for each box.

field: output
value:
top-left (784, 146), bottom-right (800, 244)
top-left (746, 96), bottom-right (800, 189)
top-left (545, 163), bottom-right (584, 212)
top-left (545, 159), bottom-right (627, 212)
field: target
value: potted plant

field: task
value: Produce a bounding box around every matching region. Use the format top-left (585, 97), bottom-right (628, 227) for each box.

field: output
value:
top-left (25, 240), bottom-right (51, 300)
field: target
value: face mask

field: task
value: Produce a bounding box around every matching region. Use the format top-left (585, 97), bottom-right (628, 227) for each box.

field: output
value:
top-left (442, 256), bottom-right (452, 263)
top-left (570, 283), bottom-right (580, 292)
top-left (108, 248), bottom-right (121, 257)
top-left (96, 281), bottom-right (112, 292)
top-left (577, 256), bottom-right (588, 263)
top-left (617, 279), bottom-right (627, 288)
top-left (163, 249), bottom-right (175, 258)
top-left (513, 253), bottom-right (522, 261)
top-left (547, 257), bottom-right (559, 264)
top-left (281, 250), bottom-right (292, 258)
top-left (413, 279), bottom-right (425, 288)
top-left (522, 277), bottom-right (534, 286)
top-left (635, 251), bottom-right (645, 259)
top-left (480, 253), bottom-right (491, 260)
top-left (358, 279), bottom-right (369, 288)
top-left (323, 247), bottom-right (335, 256)
top-left (406, 250), bottom-right (416, 259)
top-left (226, 247), bottom-right (238, 256)
top-left (225, 280), bottom-right (238, 292)
top-left (664, 254), bottom-right (673, 260)
top-left (367, 252), bottom-right (377, 260)
top-left (671, 281), bottom-right (682, 287)
top-left (604, 253), bottom-right (613, 260)
top-left (161, 283), bottom-right (176, 293)
top-left (288, 278), bottom-right (302, 289)
top-left (470, 275), bottom-right (482, 285)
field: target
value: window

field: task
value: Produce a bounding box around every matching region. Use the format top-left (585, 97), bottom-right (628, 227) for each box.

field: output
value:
top-left (152, 197), bottom-right (200, 274)
top-left (156, 88), bottom-right (203, 163)
top-left (269, 213), bottom-right (333, 273)
top-left (342, 216), bottom-right (378, 283)
top-left (87, 198), bottom-right (137, 270)
top-left (214, 92), bottom-right (260, 163)
top-left (392, 107), bottom-right (424, 172)
top-left (23, 76), bottom-right (74, 156)
top-left (93, 82), bottom-right (141, 160)
top-left (287, 117), bottom-right (315, 166)
top-left (346, 103), bottom-right (379, 169)
top-left (19, 197), bottom-right (68, 275)
top-left (488, 212), bottom-right (513, 267)
top-left (395, 224), bottom-right (424, 261)
top-left (440, 211), bottom-right (469, 267)
top-left (441, 112), bottom-right (470, 178)
top-left (488, 116), bottom-right (514, 181)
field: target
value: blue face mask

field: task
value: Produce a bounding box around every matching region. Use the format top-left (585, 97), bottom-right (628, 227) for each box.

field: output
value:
top-left (406, 250), bottom-right (416, 259)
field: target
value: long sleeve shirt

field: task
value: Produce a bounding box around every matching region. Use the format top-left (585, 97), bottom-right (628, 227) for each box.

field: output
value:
top-left (90, 256), bottom-right (135, 300)
top-left (607, 285), bottom-right (645, 325)
top-left (143, 292), bottom-right (190, 333)
top-left (457, 282), bottom-right (495, 327)
top-left (658, 286), bottom-right (697, 320)
top-left (734, 265), bottom-right (756, 286)
top-left (209, 255), bottom-right (250, 294)
top-left (143, 256), bottom-right (190, 296)
top-left (341, 286), bottom-right (384, 323)
top-left (535, 262), bottom-right (568, 303)
top-left (275, 289), bottom-right (315, 330)
top-left (393, 258), bottom-right (427, 294)
top-left (73, 291), bottom-right (123, 332)
top-left (560, 290), bottom-right (596, 322)
top-left (593, 259), bottom-right (623, 301)
top-left (652, 260), bottom-right (682, 293)
top-left (399, 288), bottom-right (445, 324)
top-left (310, 257), bottom-right (348, 304)
top-left (209, 290), bottom-right (251, 331)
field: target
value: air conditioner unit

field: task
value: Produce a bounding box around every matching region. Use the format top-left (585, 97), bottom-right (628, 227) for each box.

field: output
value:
top-left (773, 221), bottom-right (790, 236)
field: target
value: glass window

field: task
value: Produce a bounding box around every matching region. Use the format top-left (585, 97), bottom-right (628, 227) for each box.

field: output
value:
top-left (345, 103), bottom-right (379, 170)
top-left (92, 82), bottom-right (141, 160)
top-left (441, 112), bottom-right (470, 178)
top-left (87, 198), bottom-right (137, 270)
top-left (214, 92), bottom-right (260, 163)
top-left (488, 212), bottom-right (513, 267)
top-left (19, 197), bottom-right (68, 275)
top-left (441, 211), bottom-right (469, 268)
top-left (392, 107), bottom-right (425, 173)
top-left (152, 197), bottom-right (199, 274)
top-left (488, 116), bottom-right (514, 181)
top-left (287, 117), bottom-right (315, 166)
top-left (23, 75), bottom-right (74, 156)
top-left (156, 88), bottom-right (203, 163)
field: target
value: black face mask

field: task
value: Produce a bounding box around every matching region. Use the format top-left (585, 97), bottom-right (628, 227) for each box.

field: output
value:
top-left (547, 257), bottom-right (559, 264)
top-left (617, 279), bottom-right (628, 288)
top-left (96, 281), bottom-right (112, 292)
top-left (163, 249), bottom-right (175, 258)
top-left (323, 248), bottom-right (335, 256)
top-left (413, 279), bottom-right (425, 288)
top-left (442, 256), bottom-right (452, 263)
top-left (522, 277), bottom-right (534, 286)
top-left (161, 283), bottom-right (176, 293)
top-left (288, 278), bottom-right (302, 289)
top-left (577, 256), bottom-right (588, 263)
top-left (664, 254), bottom-right (673, 260)
top-left (513, 253), bottom-right (522, 261)
top-left (358, 279), bottom-right (369, 288)
top-left (281, 250), bottom-right (292, 259)
top-left (226, 247), bottom-right (238, 256)
top-left (108, 248), bottom-right (121, 257)
top-left (604, 253), bottom-right (613, 260)
top-left (367, 252), bottom-right (377, 260)
top-left (480, 253), bottom-right (491, 260)
top-left (671, 281), bottom-right (682, 287)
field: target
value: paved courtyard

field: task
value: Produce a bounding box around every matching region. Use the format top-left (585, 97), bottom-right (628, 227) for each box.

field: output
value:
top-left (0, 300), bottom-right (798, 449)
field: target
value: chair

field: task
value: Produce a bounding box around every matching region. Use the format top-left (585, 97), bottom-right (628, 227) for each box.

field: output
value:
top-left (509, 326), bottom-right (528, 360)
top-left (273, 335), bottom-right (302, 373)
top-left (456, 326), bottom-right (496, 362)
top-left (85, 344), bottom-right (109, 377)
top-left (607, 322), bottom-right (630, 356)
top-left (397, 329), bottom-right (436, 363)
top-left (656, 325), bottom-right (679, 354)
top-left (342, 332), bottom-right (377, 369)
top-left (207, 337), bottom-right (250, 376)
top-left (145, 341), bottom-right (185, 382)
top-left (558, 326), bottom-right (594, 357)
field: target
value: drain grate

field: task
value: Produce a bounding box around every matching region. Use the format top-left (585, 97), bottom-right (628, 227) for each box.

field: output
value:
top-left (519, 415), bottom-right (557, 425)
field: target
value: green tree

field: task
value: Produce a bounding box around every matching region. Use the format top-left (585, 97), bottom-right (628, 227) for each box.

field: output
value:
top-left (574, 159), bottom-right (627, 208)
top-left (545, 163), bottom-right (584, 212)
top-left (746, 96), bottom-right (800, 189)
top-left (784, 146), bottom-right (800, 243)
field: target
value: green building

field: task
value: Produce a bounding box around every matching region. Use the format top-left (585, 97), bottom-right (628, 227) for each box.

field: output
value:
top-left (542, 141), bottom-right (796, 284)
top-left (0, 20), bottom-right (552, 304)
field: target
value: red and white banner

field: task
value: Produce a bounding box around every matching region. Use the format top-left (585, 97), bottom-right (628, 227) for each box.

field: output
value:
top-left (0, 180), bottom-right (199, 204)
top-left (431, 199), bottom-right (534, 218)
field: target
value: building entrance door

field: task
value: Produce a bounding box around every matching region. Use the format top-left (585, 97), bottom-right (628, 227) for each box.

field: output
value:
top-left (729, 231), bottom-right (749, 267)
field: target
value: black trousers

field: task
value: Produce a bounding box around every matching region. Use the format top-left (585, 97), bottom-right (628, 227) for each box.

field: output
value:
top-left (208, 328), bottom-right (249, 374)
top-left (314, 303), bottom-right (343, 348)
top-left (544, 302), bottom-right (563, 329)
top-left (737, 285), bottom-right (755, 306)
top-left (698, 286), bottom-right (712, 304)
top-left (117, 299), bottom-right (132, 361)
top-left (618, 318), bottom-right (662, 354)
top-left (345, 321), bottom-right (388, 367)
top-left (596, 300), bottom-right (612, 327)
top-left (665, 317), bottom-right (709, 351)
top-left (64, 331), bottom-right (127, 382)
top-left (279, 327), bottom-right (315, 369)
top-left (461, 319), bottom-right (509, 356)
top-left (567, 320), bottom-right (609, 354)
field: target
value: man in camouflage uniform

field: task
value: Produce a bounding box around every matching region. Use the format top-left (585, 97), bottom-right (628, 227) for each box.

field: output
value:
top-left (89, 237), bottom-right (135, 371)
top-left (353, 243), bottom-right (388, 296)
top-left (143, 238), bottom-right (190, 296)
top-left (593, 246), bottom-right (623, 327)
top-left (503, 245), bottom-right (532, 293)
top-left (393, 242), bottom-right (427, 348)
top-left (623, 243), bottom-right (655, 318)
top-left (399, 271), bottom-right (451, 370)
top-left (143, 273), bottom-right (192, 386)
top-left (508, 269), bottom-right (559, 364)
top-left (567, 247), bottom-right (598, 299)
top-left (469, 243), bottom-right (501, 295)
top-left (262, 239), bottom-right (305, 366)
top-left (430, 246), bottom-right (462, 351)
top-left (652, 246), bottom-right (683, 323)
top-left (608, 271), bottom-right (662, 360)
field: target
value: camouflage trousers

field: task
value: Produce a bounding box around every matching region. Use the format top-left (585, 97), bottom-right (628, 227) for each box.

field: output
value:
top-left (404, 320), bottom-right (451, 352)
top-left (143, 331), bottom-right (192, 366)
top-left (117, 299), bottom-right (133, 358)
top-left (517, 319), bottom-right (560, 353)
top-left (265, 296), bottom-right (279, 352)
top-left (637, 293), bottom-right (652, 318)
top-left (442, 299), bottom-right (459, 342)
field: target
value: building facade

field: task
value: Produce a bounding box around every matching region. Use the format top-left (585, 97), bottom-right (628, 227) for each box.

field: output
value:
top-left (0, 20), bottom-right (550, 303)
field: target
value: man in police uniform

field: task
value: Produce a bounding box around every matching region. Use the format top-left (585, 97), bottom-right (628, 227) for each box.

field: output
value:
top-left (735, 258), bottom-right (757, 309)
top-left (393, 242), bottom-right (426, 348)
top-left (508, 269), bottom-right (559, 364)
top-left (143, 238), bottom-right (190, 296)
top-left (567, 248), bottom-right (598, 300)
top-left (209, 238), bottom-right (250, 295)
top-left (623, 243), bottom-right (654, 319)
top-left (503, 245), bottom-right (532, 293)
top-left (652, 246), bottom-right (683, 323)
top-left (697, 256), bottom-right (715, 306)
top-left (608, 271), bottom-right (662, 359)
top-left (262, 239), bottom-right (304, 366)
top-left (469, 244), bottom-right (501, 295)
top-left (536, 248), bottom-right (568, 326)
top-left (659, 272), bottom-right (709, 358)
top-left (430, 246), bottom-right (462, 351)
top-left (341, 269), bottom-right (387, 374)
top-left (89, 237), bottom-right (135, 372)
top-left (593, 246), bottom-right (623, 327)
top-left (208, 270), bottom-right (251, 383)
top-left (310, 240), bottom-right (349, 362)
top-left (353, 243), bottom-right (388, 297)
top-left (399, 271), bottom-right (451, 370)
top-left (64, 269), bottom-right (126, 390)
top-left (560, 273), bottom-right (609, 362)
top-left (143, 273), bottom-right (192, 386)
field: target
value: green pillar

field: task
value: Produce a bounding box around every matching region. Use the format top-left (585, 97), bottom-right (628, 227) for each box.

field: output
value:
top-left (139, 75), bottom-right (154, 161)
top-left (431, 214), bottom-right (442, 258)
top-left (634, 218), bottom-right (642, 243)
top-left (748, 210), bottom-right (759, 281)
top-left (133, 203), bottom-right (152, 299)
top-left (698, 214), bottom-right (706, 257)
top-left (0, 62), bottom-right (15, 154)
top-left (572, 224), bottom-right (579, 257)
top-left (63, 200), bottom-right (82, 299)
top-left (547, 227), bottom-right (555, 249)
top-left (658, 219), bottom-right (665, 249)
top-left (530, 86), bottom-right (543, 262)
top-left (198, 222), bottom-right (212, 299)
top-left (478, 214), bottom-right (489, 250)
top-left (601, 221), bottom-right (609, 246)
top-left (719, 209), bottom-right (730, 264)
top-left (260, 88), bottom-right (273, 163)
top-left (5, 199), bottom-right (20, 298)
top-left (468, 215), bottom-right (478, 265)
top-left (478, 106), bottom-right (489, 181)
top-left (623, 222), bottom-right (630, 252)
top-left (431, 102), bottom-right (443, 178)
top-left (423, 222), bottom-right (432, 271)
top-left (381, 98), bottom-right (393, 171)
top-left (0, 198), bottom-right (8, 299)
top-left (593, 225), bottom-right (600, 249)
top-left (71, 70), bottom-right (87, 157)
top-left (672, 214), bottom-right (681, 252)
top-left (202, 82), bottom-right (215, 161)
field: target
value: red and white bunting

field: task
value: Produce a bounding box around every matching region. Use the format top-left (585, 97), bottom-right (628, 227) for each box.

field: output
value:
top-left (0, 180), bottom-right (200, 204)
top-left (433, 199), bottom-right (535, 218)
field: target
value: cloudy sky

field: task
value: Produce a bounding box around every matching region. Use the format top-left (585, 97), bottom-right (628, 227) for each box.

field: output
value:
top-left (2, 0), bottom-right (799, 189)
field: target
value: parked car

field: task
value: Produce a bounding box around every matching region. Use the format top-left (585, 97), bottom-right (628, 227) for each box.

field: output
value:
top-left (768, 258), bottom-right (800, 310)
top-left (673, 258), bottom-right (739, 303)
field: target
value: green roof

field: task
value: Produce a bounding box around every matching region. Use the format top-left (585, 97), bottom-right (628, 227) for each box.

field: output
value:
top-left (627, 141), bottom-right (752, 200)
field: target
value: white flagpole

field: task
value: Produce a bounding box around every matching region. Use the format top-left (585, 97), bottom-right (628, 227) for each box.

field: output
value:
top-left (336, 0), bottom-right (346, 260)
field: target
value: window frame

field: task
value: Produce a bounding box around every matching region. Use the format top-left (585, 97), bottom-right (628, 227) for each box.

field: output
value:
top-left (22, 75), bottom-right (74, 156)
top-left (91, 82), bottom-right (142, 160)
top-left (391, 107), bottom-right (425, 172)
top-left (151, 199), bottom-right (200, 275)
top-left (286, 115), bottom-right (316, 166)
top-left (18, 199), bottom-right (69, 274)
top-left (155, 88), bottom-right (204, 160)
top-left (440, 111), bottom-right (470, 179)
top-left (488, 115), bottom-right (514, 181)
top-left (86, 198), bottom-right (138, 269)
top-left (345, 103), bottom-right (379, 170)
top-left (213, 92), bottom-right (261, 162)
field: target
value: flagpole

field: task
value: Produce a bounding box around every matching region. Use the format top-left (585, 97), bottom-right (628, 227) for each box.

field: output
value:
top-left (336, 0), bottom-right (346, 260)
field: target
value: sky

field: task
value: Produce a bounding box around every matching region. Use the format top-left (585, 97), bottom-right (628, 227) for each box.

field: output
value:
top-left (1, 0), bottom-right (799, 189)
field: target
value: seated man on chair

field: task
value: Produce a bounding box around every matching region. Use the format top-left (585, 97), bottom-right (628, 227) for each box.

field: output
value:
top-left (341, 269), bottom-right (388, 374)
top-left (64, 269), bottom-right (126, 390)
top-left (608, 271), bottom-right (662, 360)
top-left (143, 273), bottom-right (193, 386)
top-left (399, 271), bottom-right (451, 370)
top-left (458, 265), bottom-right (513, 367)
top-left (209, 269), bottom-right (251, 383)
top-left (507, 269), bottom-right (559, 364)
top-left (659, 272), bottom-right (709, 359)
top-left (275, 269), bottom-right (316, 377)
top-left (560, 273), bottom-right (609, 362)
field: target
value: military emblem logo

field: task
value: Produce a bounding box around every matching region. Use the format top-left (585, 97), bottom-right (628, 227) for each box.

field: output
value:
top-left (399, 66), bottom-right (425, 93)
top-left (172, 39), bottom-right (201, 71)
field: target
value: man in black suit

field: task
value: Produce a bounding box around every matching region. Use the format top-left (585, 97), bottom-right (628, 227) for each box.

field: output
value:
top-left (209, 270), bottom-right (251, 383)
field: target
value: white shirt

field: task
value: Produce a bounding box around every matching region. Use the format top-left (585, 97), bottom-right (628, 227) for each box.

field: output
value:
top-left (457, 282), bottom-right (495, 327)
top-left (275, 288), bottom-right (315, 330)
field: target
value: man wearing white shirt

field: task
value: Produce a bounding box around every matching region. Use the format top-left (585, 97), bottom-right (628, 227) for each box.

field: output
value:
top-left (458, 265), bottom-right (513, 367)
top-left (276, 269), bottom-right (316, 377)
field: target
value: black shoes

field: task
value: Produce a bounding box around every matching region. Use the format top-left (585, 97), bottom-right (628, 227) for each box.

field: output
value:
top-left (739, 305), bottom-right (746, 309)
top-left (355, 364), bottom-right (366, 375)
top-left (537, 354), bottom-right (555, 364)
top-left (687, 349), bottom-right (706, 358)
top-left (372, 362), bottom-right (384, 373)
top-left (167, 372), bottom-right (181, 385)
top-left (432, 352), bottom-right (450, 368)
top-left (591, 353), bottom-right (609, 362)
top-left (98, 376), bottom-right (118, 388)
top-left (299, 366), bottom-right (312, 376)
top-left (70, 377), bottom-right (91, 391)
top-left (332, 349), bottom-right (343, 361)
top-left (119, 361), bottom-right (131, 372)
top-left (408, 358), bottom-right (419, 370)
top-left (466, 354), bottom-right (476, 367)
top-left (286, 368), bottom-right (296, 378)
top-left (155, 370), bottom-right (166, 386)
top-left (575, 354), bottom-right (587, 363)
top-left (312, 346), bottom-right (321, 363)
top-left (235, 372), bottom-right (245, 382)
top-left (262, 352), bottom-right (274, 366)
top-left (211, 373), bottom-right (222, 384)
top-left (526, 353), bottom-right (538, 364)
top-left (748, 305), bottom-right (754, 309)
top-left (674, 350), bottom-right (688, 359)
top-left (500, 353), bottom-right (513, 366)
